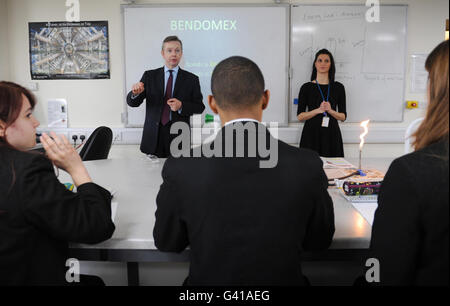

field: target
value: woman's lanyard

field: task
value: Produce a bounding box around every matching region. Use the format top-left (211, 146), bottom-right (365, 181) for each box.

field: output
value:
top-left (315, 80), bottom-right (330, 117)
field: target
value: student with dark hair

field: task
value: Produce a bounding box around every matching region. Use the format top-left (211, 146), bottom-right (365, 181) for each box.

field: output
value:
top-left (126, 35), bottom-right (205, 158)
top-left (0, 81), bottom-right (115, 285)
top-left (297, 49), bottom-right (346, 157)
top-left (369, 40), bottom-right (449, 285)
top-left (153, 56), bottom-right (335, 286)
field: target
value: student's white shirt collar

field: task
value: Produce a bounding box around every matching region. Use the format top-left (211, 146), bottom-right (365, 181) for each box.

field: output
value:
top-left (224, 118), bottom-right (259, 127)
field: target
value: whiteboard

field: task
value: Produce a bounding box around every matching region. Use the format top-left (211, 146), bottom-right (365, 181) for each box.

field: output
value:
top-left (123, 5), bottom-right (289, 127)
top-left (290, 5), bottom-right (407, 122)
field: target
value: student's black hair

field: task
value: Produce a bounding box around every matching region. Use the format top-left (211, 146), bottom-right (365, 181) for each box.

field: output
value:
top-left (211, 56), bottom-right (265, 110)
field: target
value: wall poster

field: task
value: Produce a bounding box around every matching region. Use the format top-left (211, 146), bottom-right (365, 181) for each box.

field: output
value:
top-left (29, 21), bottom-right (110, 80)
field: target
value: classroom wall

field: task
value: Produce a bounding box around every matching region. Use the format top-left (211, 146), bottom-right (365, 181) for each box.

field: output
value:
top-left (4, 0), bottom-right (125, 128)
top-left (0, 0), bottom-right (10, 80)
top-left (2, 0), bottom-right (449, 158)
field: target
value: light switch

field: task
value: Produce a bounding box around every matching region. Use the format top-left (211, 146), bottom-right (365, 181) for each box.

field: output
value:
top-left (28, 82), bottom-right (39, 91)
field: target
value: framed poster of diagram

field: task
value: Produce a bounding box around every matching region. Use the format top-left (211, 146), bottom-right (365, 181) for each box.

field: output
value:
top-left (29, 21), bottom-right (110, 80)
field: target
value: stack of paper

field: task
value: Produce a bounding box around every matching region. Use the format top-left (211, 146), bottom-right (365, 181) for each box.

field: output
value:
top-left (321, 157), bottom-right (355, 169)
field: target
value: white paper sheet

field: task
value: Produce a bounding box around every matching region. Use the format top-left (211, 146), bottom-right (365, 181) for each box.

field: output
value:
top-left (410, 54), bottom-right (428, 94)
top-left (351, 202), bottom-right (378, 226)
top-left (321, 157), bottom-right (355, 169)
top-left (48, 99), bottom-right (68, 128)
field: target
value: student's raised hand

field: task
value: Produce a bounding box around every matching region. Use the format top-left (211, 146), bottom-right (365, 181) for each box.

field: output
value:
top-left (40, 132), bottom-right (91, 186)
top-left (131, 82), bottom-right (145, 95)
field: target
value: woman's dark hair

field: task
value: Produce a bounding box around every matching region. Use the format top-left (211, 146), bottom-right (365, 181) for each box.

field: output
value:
top-left (0, 81), bottom-right (37, 195)
top-left (0, 81), bottom-right (36, 146)
top-left (310, 49), bottom-right (336, 83)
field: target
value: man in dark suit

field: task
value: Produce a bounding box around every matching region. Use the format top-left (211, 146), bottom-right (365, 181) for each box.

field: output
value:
top-left (153, 56), bottom-right (335, 286)
top-left (127, 36), bottom-right (204, 158)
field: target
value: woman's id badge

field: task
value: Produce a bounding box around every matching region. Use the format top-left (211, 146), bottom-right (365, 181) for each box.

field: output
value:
top-left (322, 116), bottom-right (330, 127)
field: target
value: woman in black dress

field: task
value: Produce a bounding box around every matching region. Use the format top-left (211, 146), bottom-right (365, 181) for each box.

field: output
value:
top-left (0, 81), bottom-right (115, 285)
top-left (297, 49), bottom-right (346, 157)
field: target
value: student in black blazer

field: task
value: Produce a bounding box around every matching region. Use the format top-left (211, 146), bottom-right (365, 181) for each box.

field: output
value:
top-left (368, 40), bottom-right (449, 286)
top-left (126, 36), bottom-right (204, 157)
top-left (0, 82), bottom-right (115, 285)
top-left (153, 56), bottom-right (335, 286)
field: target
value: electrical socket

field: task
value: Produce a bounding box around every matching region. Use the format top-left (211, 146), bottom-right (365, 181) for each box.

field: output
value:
top-left (112, 131), bottom-right (122, 143)
top-left (69, 130), bottom-right (89, 145)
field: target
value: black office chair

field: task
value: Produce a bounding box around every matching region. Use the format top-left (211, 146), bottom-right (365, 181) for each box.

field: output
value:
top-left (79, 126), bottom-right (113, 161)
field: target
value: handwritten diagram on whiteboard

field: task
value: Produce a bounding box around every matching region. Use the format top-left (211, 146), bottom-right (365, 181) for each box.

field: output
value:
top-left (290, 5), bottom-right (407, 122)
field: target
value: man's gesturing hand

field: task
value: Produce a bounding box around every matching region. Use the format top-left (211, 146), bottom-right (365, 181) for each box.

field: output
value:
top-left (132, 82), bottom-right (145, 95)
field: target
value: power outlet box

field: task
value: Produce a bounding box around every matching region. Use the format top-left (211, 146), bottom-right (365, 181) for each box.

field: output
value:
top-left (112, 131), bottom-right (122, 143)
top-left (69, 130), bottom-right (90, 145)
